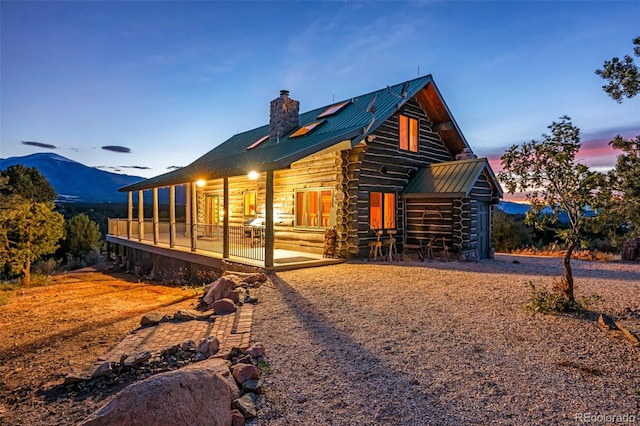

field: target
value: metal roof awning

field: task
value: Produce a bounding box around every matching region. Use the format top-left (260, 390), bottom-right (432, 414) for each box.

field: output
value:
top-left (402, 158), bottom-right (503, 199)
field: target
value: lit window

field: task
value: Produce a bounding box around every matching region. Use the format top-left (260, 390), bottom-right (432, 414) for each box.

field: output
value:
top-left (290, 120), bottom-right (325, 138)
top-left (399, 114), bottom-right (418, 152)
top-left (317, 100), bottom-right (350, 118)
top-left (246, 135), bottom-right (268, 150)
top-left (243, 191), bottom-right (256, 217)
top-left (369, 192), bottom-right (395, 229)
top-left (295, 189), bottom-right (333, 228)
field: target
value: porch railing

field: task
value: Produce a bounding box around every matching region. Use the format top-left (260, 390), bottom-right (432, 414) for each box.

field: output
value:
top-left (107, 219), bottom-right (265, 262)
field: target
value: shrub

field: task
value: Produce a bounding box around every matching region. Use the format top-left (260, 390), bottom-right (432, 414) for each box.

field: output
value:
top-left (525, 280), bottom-right (581, 313)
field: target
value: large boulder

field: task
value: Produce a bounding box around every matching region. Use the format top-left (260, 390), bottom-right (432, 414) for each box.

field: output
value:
top-left (204, 275), bottom-right (244, 305)
top-left (79, 358), bottom-right (239, 426)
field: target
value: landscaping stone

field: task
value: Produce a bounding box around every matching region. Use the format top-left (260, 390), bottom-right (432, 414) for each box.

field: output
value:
top-left (182, 340), bottom-right (197, 351)
top-left (79, 358), bottom-right (239, 426)
top-left (242, 378), bottom-right (263, 394)
top-left (598, 313), bottom-right (618, 330)
top-left (174, 309), bottom-right (200, 321)
top-left (212, 298), bottom-right (237, 315)
top-left (232, 394), bottom-right (257, 419)
top-left (197, 336), bottom-right (220, 358)
top-left (91, 361), bottom-right (114, 379)
top-left (204, 276), bottom-right (243, 305)
top-left (123, 350), bottom-right (152, 367)
top-left (231, 409), bottom-right (246, 426)
top-left (140, 311), bottom-right (167, 327)
top-left (232, 363), bottom-right (260, 384)
top-left (247, 342), bottom-right (265, 358)
top-left (222, 271), bottom-right (267, 285)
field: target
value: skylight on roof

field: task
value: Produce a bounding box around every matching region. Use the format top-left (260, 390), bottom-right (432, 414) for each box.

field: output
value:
top-left (317, 100), bottom-right (350, 118)
top-left (290, 120), bottom-right (325, 138)
top-left (246, 135), bottom-right (268, 150)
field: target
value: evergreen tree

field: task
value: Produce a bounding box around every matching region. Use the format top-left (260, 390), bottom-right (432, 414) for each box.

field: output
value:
top-left (61, 213), bottom-right (102, 257)
top-left (0, 168), bottom-right (64, 284)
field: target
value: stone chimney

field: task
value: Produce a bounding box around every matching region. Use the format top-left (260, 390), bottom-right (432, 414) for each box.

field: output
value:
top-left (269, 90), bottom-right (299, 139)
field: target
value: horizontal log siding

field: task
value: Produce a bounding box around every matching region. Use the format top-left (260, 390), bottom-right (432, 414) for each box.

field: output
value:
top-left (196, 176), bottom-right (263, 227)
top-left (357, 98), bottom-right (453, 255)
top-left (466, 173), bottom-right (495, 259)
top-left (272, 151), bottom-right (341, 254)
top-left (404, 198), bottom-right (456, 247)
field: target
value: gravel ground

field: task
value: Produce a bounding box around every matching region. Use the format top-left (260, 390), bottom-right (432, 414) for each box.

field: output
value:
top-left (251, 254), bottom-right (640, 425)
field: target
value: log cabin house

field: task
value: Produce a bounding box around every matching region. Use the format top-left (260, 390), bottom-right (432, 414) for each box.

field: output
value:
top-left (107, 75), bottom-right (502, 275)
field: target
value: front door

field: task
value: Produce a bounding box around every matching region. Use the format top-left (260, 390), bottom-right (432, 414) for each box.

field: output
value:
top-left (204, 194), bottom-right (220, 237)
top-left (477, 202), bottom-right (489, 259)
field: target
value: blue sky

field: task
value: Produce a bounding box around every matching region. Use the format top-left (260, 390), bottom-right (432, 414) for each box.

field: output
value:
top-left (1, 1), bottom-right (639, 180)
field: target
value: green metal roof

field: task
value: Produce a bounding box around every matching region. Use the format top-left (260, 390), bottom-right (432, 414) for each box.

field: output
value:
top-left (402, 158), bottom-right (503, 198)
top-left (120, 75), bottom-right (470, 192)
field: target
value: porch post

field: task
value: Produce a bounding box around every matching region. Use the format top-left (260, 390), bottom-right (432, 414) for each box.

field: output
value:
top-left (138, 190), bottom-right (144, 241)
top-left (265, 170), bottom-right (274, 267)
top-left (223, 178), bottom-right (229, 259)
top-left (169, 185), bottom-right (176, 248)
top-left (185, 183), bottom-right (192, 237)
top-left (152, 188), bottom-right (159, 244)
top-left (191, 182), bottom-right (197, 251)
top-left (127, 191), bottom-right (133, 239)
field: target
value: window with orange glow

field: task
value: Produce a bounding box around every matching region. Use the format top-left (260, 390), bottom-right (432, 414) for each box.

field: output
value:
top-left (384, 193), bottom-right (396, 229)
top-left (369, 192), bottom-right (396, 229)
top-left (295, 188), bottom-right (333, 228)
top-left (290, 120), bottom-right (325, 138)
top-left (243, 191), bottom-right (256, 217)
top-left (399, 114), bottom-right (418, 152)
top-left (369, 192), bottom-right (382, 229)
top-left (317, 100), bottom-right (350, 118)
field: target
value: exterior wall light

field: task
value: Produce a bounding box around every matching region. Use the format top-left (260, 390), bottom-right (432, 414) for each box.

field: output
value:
top-left (248, 171), bottom-right (260, 180)
top-left (196, 179), bottom-right (206, 187)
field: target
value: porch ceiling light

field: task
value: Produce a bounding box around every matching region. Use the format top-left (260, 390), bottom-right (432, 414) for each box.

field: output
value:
top-left (196, 179), bottom-right (206, 187)
top-left (248, 170), bottom-right (260, 180)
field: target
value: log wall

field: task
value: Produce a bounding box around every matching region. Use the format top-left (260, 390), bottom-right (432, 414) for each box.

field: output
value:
top-left (355, 97), bottom-right (453, 256)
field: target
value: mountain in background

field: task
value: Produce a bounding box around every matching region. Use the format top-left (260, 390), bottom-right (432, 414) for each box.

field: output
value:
top-left (497, 200), bottom-right (530, 215)
top-left (0, 153), bottom-right (154, 203)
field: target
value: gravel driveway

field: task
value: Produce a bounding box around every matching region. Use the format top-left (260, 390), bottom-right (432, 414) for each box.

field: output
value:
top-left (251, 254), bottom-right (640, 425)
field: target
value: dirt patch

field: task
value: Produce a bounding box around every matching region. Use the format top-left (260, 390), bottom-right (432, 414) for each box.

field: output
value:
top-left (0, 263), bottom-right (200, 425)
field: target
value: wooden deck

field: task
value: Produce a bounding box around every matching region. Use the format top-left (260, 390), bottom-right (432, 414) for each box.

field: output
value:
top-left (106, 233), bottom-right (344, 272)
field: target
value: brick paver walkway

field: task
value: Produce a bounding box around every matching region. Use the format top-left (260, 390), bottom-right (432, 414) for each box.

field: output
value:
top-left (96, 304), bottom-right (253, 364)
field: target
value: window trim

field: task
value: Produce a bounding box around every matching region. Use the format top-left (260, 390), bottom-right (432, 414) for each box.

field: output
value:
top-left (369, 191), bottom-right (396, 230)
top-left (399, 114), bottom-right (419, 153)
top-left (294, 187), bottom-right (334, 229)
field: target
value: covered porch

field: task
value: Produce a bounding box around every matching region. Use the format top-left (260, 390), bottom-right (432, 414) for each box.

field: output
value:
top-left (106, 170), bottom-right (344, 271)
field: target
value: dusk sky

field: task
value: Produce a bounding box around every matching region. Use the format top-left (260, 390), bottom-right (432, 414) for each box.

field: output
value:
top-left (1, 1), bottom-right (639, 190)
